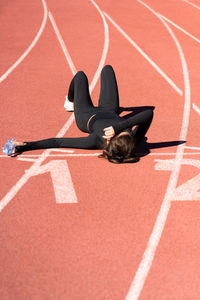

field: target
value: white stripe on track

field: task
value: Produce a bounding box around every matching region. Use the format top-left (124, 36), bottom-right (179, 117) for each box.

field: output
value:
top-left (125, 1), bottom-right (191, 299)
top-left (0, 114), bottom-right (75, 212)
top-left (17, 158), bottom-right (38, 162)
top-left (49, 0), bottom-right (110, 91)
top-left (0, 0), bottom-right (109, 212)
top-left (185, 146), bottom-right (200, 150)
top-left (183, 0), bottom-right (200, 10)
top-left (1, 152), bottom-right (200, 160)
top-left (103, 12), bottom-right (183, 96)
top-left (160, 14), bottom-right (200, 44)
top-left (89, 0), bottom-right (109, 94)
top-left (17, 153), bottom-right (101, 160)
top-left (192, 103), bottom-right (200, 115)
top-left (49, 149), bottom-right (74, 153)
top-left (0, 0), bottom-right (48, 83)
top-left (48, 11), bottom-right (77, 75)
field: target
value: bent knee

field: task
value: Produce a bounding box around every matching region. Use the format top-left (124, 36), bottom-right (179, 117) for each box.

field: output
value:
top-left (102, 65), bottom-right (114, 72)
top-left (74, 71), bottom-right (88, 84)
top-left (75, 71), bottom-right (87, 79)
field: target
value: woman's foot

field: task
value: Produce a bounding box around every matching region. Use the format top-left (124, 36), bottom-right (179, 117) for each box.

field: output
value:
top-left (64, 95), bottom-right (74, 112)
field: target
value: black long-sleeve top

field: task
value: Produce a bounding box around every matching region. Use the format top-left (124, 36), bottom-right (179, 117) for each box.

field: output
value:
top-left (16, 110), bottom-right (152, 153)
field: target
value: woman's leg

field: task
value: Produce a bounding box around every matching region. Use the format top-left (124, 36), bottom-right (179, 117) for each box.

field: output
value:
top-left (68, 71), bottom-right (93, 108)
top-left (98, 65), bottom-right (119, 113)
top-left (67, 71), bottom-right (95, 132)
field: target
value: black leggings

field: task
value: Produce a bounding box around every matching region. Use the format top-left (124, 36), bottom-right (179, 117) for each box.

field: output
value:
top-left (68, 65), bottom-right (119, 132)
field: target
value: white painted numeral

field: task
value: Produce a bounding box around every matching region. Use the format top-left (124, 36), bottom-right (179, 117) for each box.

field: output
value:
top-left (155, 159), bottom-right (200, 201)
top-left (27, 160), bottom-right (78, 203)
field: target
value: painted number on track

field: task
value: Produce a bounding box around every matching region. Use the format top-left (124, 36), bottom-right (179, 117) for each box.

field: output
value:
top-left (155, 159), bottom-right (200, 201)
top-left (27, 160), bottom-right (78, 203)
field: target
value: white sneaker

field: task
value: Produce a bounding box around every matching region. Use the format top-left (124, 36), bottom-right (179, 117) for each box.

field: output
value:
top-left (64, 96), bottom-right (74, 112)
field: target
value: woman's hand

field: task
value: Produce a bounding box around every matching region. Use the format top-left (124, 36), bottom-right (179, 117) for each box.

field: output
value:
top-left (11, 141), bottom-right (26, 157)
top-left (103, 126), bottom-right (115, 142)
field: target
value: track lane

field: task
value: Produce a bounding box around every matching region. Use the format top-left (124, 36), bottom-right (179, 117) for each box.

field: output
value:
top-left (1, 0), bottom-right (200, 299)
top-left (0, 0), bottom-right (47, 83)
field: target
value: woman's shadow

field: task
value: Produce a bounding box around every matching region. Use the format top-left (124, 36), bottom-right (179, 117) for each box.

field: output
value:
top-left (119, 106), bottom-right (186, 157)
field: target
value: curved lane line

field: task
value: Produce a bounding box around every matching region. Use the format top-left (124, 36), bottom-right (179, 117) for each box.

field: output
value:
top-left (160, 14), bottom-right (200, 44)
top-left (0, 0), bottom-right (48, 83)
top-left (126, 1), bottom-right (191, 299)
top-left (48, 11), bottom-right (77, 75)
top-left (103, 12), bottom-right (183, 96)
top-left (0, 1), bottom-right (109, 211)
top-left (89, 0), bottom-right (109, 94)
top-left (48, 0), bottom-right (109, 138)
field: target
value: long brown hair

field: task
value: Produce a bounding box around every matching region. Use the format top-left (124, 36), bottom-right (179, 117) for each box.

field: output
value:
top-left (98, 133), bottom-right (140, 164)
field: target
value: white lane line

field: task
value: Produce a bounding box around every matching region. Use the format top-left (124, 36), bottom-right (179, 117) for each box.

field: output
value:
top-left (0, 0), bottom-right (48, 83)
top-left (17, 158), bottom-right (38, 162)
top-left (48, 11), bottom-right (77, 75)
top-left (183, 0), bottom-right (200, 10)
top-left (192, 103), bottom-right (200, 115)
top-left (0, 154), bottom-right (95, 158)
top-left (160, 14), bottom-right (200, 44)
top-left (0, 1), bottom-right (109, 211)
top-left (185, 146), bottom-right (200, 150)
top-left (16, 153), bottom-right (101, 161)
top-left (149, 152), bottom-right (199, 155)
top-left (49, 0), bottom-right (110, 93)
top-left (0, 114), bottom-right (75, 212)
top-left (125, 1), bottom-right (191, 300)
top-left (1, 152), bottom-right (200, 160)
top-left (103, 12), bottom-right (183, 96)
top-left (89, 0), bottom-right (109, 94)
top-left (50, 149), bottom-right (74, 153)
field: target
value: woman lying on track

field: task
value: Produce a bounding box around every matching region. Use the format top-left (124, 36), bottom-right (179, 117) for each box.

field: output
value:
top-left (8, 65), bottom-right (153, 164)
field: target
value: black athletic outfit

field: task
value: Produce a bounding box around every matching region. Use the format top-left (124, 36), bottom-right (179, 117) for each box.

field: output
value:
top-left (16, 65), bottom-right (153, 153)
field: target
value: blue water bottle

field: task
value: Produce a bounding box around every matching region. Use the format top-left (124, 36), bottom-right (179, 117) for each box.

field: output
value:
top-left (2, 138), bottom-right (16, 156)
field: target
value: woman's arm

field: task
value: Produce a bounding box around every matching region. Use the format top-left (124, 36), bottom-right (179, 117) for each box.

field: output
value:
top-left (112, 110), bottom-right (154, 134)
top-left (14, 134), bottom-right (98, 154)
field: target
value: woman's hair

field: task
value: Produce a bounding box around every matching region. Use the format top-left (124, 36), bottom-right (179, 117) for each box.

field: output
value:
top-left (98, 133), bottom-right (140, 164)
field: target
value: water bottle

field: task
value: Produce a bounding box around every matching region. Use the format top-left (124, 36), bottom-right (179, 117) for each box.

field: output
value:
top-left (2, 138), bottom-right (16, 156)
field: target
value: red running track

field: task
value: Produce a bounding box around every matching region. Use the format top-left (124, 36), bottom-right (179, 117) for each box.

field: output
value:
top-left (1, 0), bottom-right (200, 299)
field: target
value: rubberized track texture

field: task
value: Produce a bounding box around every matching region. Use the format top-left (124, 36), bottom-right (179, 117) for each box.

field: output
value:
top-left (1, 0), bottom-right (200, 299)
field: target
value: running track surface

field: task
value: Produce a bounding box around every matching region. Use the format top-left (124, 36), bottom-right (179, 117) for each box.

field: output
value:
top-left (1, 0), bottom-right (200, 299)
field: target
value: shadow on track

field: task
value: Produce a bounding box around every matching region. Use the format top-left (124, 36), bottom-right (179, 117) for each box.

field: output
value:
top-left (134, 138), bottom-right (186, 157)
top-left (119, 106), bottom-right (186, 157)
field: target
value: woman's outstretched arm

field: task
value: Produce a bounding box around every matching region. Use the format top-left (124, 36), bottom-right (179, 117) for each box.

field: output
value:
top-left (13, 134), bottom-right (98, 156)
